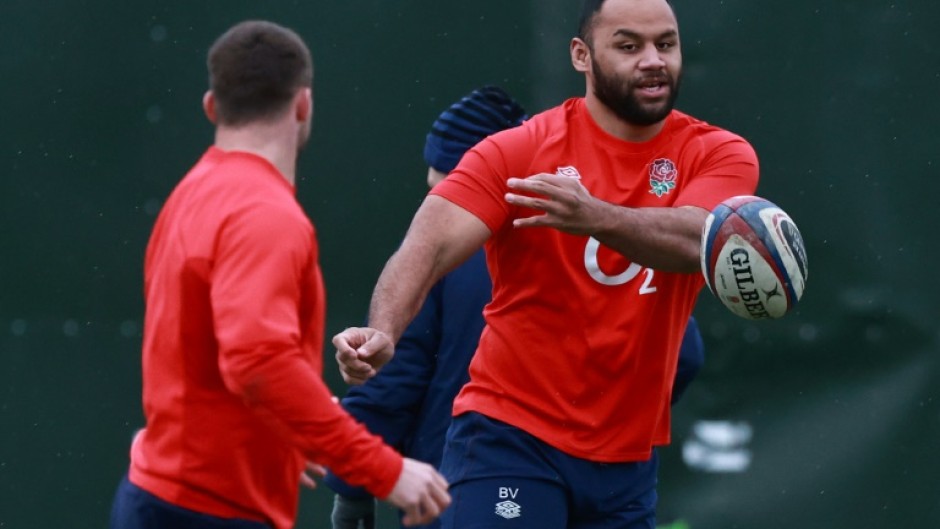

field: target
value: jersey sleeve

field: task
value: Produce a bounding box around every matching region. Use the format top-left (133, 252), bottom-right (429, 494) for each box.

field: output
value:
top-left (675, 133), bottom-right (760, 211)
top-left (210, 202), bottom-right (403, 499)
top-left (430, 126), bottom-right (533, 233)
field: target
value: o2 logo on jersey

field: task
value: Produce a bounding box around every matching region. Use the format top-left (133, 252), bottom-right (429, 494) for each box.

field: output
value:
top-left (583, 237), bottom-right (657, 293)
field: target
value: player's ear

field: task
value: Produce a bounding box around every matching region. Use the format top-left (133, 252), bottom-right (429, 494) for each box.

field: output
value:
top-left (295, 87), bottom-right (312, 123)
top-left (570, 37), bottom-right (591, 73)
top-left (202, 90), bottom-right (217, 124)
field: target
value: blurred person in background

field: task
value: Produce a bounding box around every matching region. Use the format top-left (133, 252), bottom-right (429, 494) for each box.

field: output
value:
top-left (108, 20), bottom-right (449, 529)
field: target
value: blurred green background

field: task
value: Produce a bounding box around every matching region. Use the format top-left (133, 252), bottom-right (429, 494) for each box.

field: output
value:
top-left (2, 1), bottom-right (938, 527)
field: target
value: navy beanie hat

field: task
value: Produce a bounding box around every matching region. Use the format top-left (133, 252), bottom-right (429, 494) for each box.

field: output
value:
top-left (423, 85), bottom-right (527, 173)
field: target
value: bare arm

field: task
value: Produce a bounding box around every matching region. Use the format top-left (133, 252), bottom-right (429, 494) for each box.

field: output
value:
top-left (371, 195), bottom-right (490, 340)
top-left (333, 195), bottom-right (490, 384)
top-left (506, 173), bottom-right (706, 273)
top-left (590, 202), bottom-right (706, 273)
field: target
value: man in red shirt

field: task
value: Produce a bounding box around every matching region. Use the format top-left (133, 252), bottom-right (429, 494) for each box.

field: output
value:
top-left (108, 20), bottom-right (449, 529)
top-left (335, 0), bottom-right (758, 527)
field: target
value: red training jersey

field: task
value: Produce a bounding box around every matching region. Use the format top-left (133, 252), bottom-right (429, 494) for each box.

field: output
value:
top-left (128, 147), bottom-right (402, 529)
top-left (431, 98), bottom-right (759, 462)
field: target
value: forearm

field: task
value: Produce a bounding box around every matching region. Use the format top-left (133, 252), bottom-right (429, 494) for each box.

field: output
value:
top-left (219, 345), bottom-right (403, 498)
top-left (591, 203), bottom-right (708, 273)
top-left (506, 174), bottom-right (708, 273)
top-left (368, 245), bottom-right (442, 344)
top-left (368, 195), bottom-right (490, 342)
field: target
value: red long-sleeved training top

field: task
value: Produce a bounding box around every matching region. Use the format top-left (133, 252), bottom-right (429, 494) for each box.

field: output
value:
top-left (128, 147), bottom-right (402, 529)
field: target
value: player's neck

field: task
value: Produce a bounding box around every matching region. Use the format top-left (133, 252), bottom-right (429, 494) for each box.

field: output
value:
top-left (213, 124), bottom-right (298, 186)
top-left (584, 96), bottom-right (666, 143)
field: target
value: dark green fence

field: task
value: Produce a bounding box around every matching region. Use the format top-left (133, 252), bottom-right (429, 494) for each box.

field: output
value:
top-left (2, 1), bottom-right (937, 527)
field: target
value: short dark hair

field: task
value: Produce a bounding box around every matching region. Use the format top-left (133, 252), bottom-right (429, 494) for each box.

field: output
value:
top-left (578, 0), bottom-right (607, 43)
top-left (207, 20), bottom-right (313, 126)
top-left (578, 0), bottom-right (675, 44)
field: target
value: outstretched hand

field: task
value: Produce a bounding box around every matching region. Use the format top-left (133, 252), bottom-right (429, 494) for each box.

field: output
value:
top-left (332, 327), bottom-right (395, 385)
top-left (505, 173), bottom-right (608, 235)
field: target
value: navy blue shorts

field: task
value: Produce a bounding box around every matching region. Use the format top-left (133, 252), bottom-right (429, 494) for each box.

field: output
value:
top-left (438, 412), bottom-right (658, 529)
top-left (109, 473), bottom-right (272, 529)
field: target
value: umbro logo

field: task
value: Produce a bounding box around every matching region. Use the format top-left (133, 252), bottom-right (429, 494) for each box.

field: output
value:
top-left (495, 486), bottom-right (522, 519)
top-left (495, 500), bottom-right (521, 519)
top-left (555, 165), bottom-right (582, 179)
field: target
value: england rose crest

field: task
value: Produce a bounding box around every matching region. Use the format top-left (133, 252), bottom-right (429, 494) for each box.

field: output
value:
top-left (648, 158), bottom-right (678, 197)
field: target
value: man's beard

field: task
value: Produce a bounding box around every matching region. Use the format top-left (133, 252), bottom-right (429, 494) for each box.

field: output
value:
top-left (591, 56), bottom-right (681, 127)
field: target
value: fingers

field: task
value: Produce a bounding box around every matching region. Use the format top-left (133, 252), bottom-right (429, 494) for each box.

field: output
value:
top-left (505, 174), bottom-right (581, 215)
top-left (388, 459), bottom-right (452, 526)
top-left (336, 355), bottom-right (374, 385)
top-left (306, 461), bottom-right (327, 477)
top-left (431, 468), bottom-right (449, 491)
top-left (505, 187), bottom-right (558, 229)
top-left (336, 350), bottom-right (375, 385)
top-left (299, 472), bottom-right (317, 489)
top-left (505, 174), bottom-right (599, 234)
top-left (354, 331), bottom-right (395, 373)
top-left (507, 173), bottom-right (575, 196)
top-left (401, 506), bottom-right (422, 526)
top-left (400, 490), bottom-right (449, 527)
top-left (508, 172), bottom-right (569, 188)
top-left (333, 328), bottom-right (377, 384)
top-left (422, 477), bottom-right (452, 522)
top-left (299, 462), bottom-right (325, 490)
top-left (334, 327), bottom-right (396, 384)
top-left (505, 192), bottom-right (554, 212)
top-left (505, 176), bottom-right (560, 225)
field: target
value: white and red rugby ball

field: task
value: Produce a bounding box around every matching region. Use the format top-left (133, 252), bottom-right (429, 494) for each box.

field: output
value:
top-left (700, 195), bottom-right (808, 320)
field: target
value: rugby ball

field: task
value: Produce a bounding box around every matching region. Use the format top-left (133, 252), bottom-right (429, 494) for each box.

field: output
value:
top-left (700, 196), bottom-right (808, 320)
